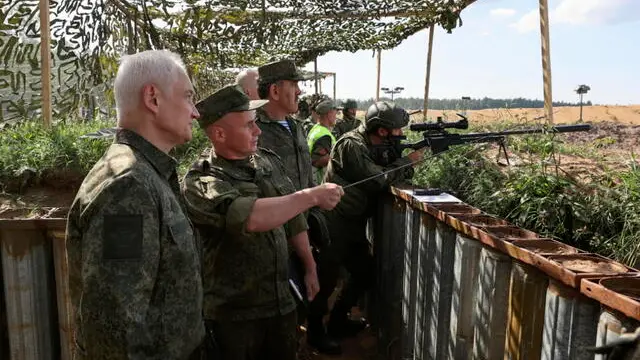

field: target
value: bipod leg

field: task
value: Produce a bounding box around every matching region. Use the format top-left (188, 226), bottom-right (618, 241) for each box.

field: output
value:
top-left (498, 140), bottom-right (510, 166)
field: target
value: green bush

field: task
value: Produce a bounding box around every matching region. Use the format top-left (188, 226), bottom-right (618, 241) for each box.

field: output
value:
top-left (0, 120), bottom-right (210, 190)
top-left (413, 143), bottom-right (640, 267)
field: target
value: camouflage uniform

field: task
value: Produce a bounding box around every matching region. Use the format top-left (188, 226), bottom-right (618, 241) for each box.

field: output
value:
top-left (332, 99), bottom-right (361, 140)
top-left (256, 59), bottom-right (315, 190)
top-left (182, 84), bottom-right (307, 360)
top-left (309, 102), bottom-right (414, 336)
top-left (66, 129), bottom-right (205, 360)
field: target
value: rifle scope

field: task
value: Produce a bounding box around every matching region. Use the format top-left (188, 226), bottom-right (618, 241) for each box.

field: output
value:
top-left (410, 113), bottom-right (469, 132)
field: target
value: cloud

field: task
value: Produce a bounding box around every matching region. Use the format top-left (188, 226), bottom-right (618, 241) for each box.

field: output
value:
top-left (510, 10), bottom-right (538, 33)
top-left (490, 8), bottom-right (517, 18)
top-left (510, 0), bottom-right (639, 33)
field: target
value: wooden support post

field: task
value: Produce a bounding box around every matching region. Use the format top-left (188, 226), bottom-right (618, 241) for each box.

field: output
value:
top-left (314, 57), bottom-right (319, 94)
top-left (375, 49), bottom-right (381, 101)
top-left (39, 0), bottom-right (52, 128)
top-left (333, 73), bottom-right (336, 101)
top-left (423, 24), bottom-right (435, 121)
top-left (539, 0), bottom-right (554, 124)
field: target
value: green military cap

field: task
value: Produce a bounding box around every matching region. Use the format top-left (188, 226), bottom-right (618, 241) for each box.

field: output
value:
top-left (195, 84), bottom-right (268, 128)
top-left (258, 59), bottom-right (309, 84)
top-left (342, 99), bottom-right (358, 110)
top-left (315, 99), bottom-right (342, 115)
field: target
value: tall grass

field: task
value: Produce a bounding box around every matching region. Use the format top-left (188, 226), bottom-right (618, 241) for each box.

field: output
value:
top-left (0, 119), bottom-right (211, 189)
top-left (411, 129), bottom-right (640, 267)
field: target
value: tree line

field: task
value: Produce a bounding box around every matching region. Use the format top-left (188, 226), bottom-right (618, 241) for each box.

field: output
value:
top-left (339, 97), bottom-right (592, 110)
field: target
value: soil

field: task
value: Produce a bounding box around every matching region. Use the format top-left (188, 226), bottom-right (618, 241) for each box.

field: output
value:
top-left (515, 241), bottom-right (578, 255)
top-left (601, 278), bottom-right (640, 302)
top-left (558, 258), bottom-right (629, 274)
top-left (0, 186), bottom-right (76, 218)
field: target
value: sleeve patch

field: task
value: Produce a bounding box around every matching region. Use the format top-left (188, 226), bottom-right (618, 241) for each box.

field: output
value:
top-left (103, 215), bottom-right (143, 260)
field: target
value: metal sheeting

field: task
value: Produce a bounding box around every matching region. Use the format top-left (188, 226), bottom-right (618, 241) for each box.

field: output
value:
top-left (448, 234), bottom-right (483, 360)
top-left (421, 221), bottom-right (456, 360)
top-left (402, 202), bottom-right (423, 359)
top-left (594, 308), bottom-right (640, 360)
top-left (372, 193), bottom-right (408, 359)
top-left (541, 279), bottom-right (599, 360)
top-left (50, 230), bottom-right (75, 360)
top-left (0, 228), bottom-right (58, 360)
top-left (472, 247), bottom-right (512, 360)
top-left (504, 261), bottom-right (547, 360)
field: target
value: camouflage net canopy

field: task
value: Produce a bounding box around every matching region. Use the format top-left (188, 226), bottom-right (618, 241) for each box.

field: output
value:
top-left (0, 0), bottom-right (476, 123)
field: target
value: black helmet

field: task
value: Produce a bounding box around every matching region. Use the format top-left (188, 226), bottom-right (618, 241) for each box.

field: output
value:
top-left (364, 101), bottom-right (410, 131)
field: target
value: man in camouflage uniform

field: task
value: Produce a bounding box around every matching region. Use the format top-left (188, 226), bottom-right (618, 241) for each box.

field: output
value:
top-left (307, 101), bottom-right (426, 353)
top-left (255, 59), bottom-right (315, 189)
top-left (66, 50), bottom-right (205, 359)
top-left (181, 84), bottom-right (345, 360)
top-left (255, 59), bottom-right (341, 353)
top-left (332, 99), bottom-right (361, 140)
top-left (307, 99), bottom-right (340, 185)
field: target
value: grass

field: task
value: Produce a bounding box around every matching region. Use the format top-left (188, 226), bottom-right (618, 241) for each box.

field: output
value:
top-left (410, 122), bottom-right (640, 267)
top-left (0, 118), bottom-right (211, 191)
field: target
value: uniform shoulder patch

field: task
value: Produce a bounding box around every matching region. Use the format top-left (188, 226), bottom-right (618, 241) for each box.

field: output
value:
top-left (103, 215), bottom-right (143, 260)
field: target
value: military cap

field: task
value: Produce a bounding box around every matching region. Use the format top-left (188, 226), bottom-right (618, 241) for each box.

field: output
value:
top-left (258, 59), bottom-right (309, 84)
top-left (315, 99), bottom-right (342, 115)
top-left (342, 99), bottom-right (358, 110)
top-left (196, 84), bottom-right (268, 128)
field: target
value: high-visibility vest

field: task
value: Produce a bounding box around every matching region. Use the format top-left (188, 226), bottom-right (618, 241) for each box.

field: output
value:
top-left (307, 123), bottom-right (336, 184)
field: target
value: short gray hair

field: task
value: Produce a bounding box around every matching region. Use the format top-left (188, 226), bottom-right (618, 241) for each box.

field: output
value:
top-left (235, 69), bottom-right (259, 88)
top-left (114, 50), bottom-right (188, 121)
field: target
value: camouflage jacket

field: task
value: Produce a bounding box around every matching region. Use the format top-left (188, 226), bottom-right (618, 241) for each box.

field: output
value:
top-left (182, 148), bottom-right (307, 321)
top-left (66, 129), bottom-right (204, 360)
top-left (256, 108), bottom-right (315, 189)
top-left (332, 113), bottom-right (362, 140)
top-left (324, 125), bottom-right (414, 219)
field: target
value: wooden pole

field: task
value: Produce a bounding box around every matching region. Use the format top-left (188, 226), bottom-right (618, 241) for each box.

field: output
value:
top-left (319, 77), bottom-right (323, 94)
top-left (375, 49), bottom-right (381, 101)
top-left (423, 25), bottom-right (435, 121)
top-left (39, 0), bottom-right (52, 128)
top-left (314, 57), bottom-right (319, 94)
top-left (333, 73), bottom-right (336, 101)
top-left (539, 0), bottom-right (554, 124)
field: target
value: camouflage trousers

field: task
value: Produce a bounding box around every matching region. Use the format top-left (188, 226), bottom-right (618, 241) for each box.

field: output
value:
top-left (206, 311), bottom-right (297, 360)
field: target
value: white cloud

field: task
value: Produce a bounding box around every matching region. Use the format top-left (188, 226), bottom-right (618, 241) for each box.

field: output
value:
top-left (490, 8), bottom-right (517, 18)
top-left (510, 10), bottom-right (538, 33)
top-left (554, 0), bottom-right (630, 25)
top-left (510, 0), bottom-right (639, 34)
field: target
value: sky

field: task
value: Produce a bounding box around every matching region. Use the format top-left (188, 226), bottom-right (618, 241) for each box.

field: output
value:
top-left (300, 0), bottom-right (640, 105)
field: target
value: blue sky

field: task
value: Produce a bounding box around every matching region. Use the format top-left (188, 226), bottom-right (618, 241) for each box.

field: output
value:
top-left (301, 0), bottom-right (640, 105)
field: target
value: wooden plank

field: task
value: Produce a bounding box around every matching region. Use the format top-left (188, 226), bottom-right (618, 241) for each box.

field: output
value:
top-left (39, 0), bottom-right (52, 128)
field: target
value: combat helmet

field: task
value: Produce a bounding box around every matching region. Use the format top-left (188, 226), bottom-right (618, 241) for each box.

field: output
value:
top-left (364, 101), bottom-right (410, 132)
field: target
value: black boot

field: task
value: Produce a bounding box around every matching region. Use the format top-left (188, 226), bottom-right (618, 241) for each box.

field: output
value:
top-left (327, 301), bottom-right (369, 339)
top-left (306, 317), bottom-right (342, 355)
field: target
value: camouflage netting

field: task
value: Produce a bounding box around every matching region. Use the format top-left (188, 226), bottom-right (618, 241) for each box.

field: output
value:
top-left (0, 0), bottom-right (476, 123)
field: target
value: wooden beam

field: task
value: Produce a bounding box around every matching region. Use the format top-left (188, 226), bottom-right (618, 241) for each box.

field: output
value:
top-left (375, 49), bottom-right (381, 101)
top-left (333, 73), bottom-right (336, 101)
top-left (39, 0), bottom-right (52, 128)
top-left (423, 25), bottom-right (435, 121)
top-left (314, 57), bottom-right (319, 94)
top-left (539, 0), bottom-right (554, 124)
